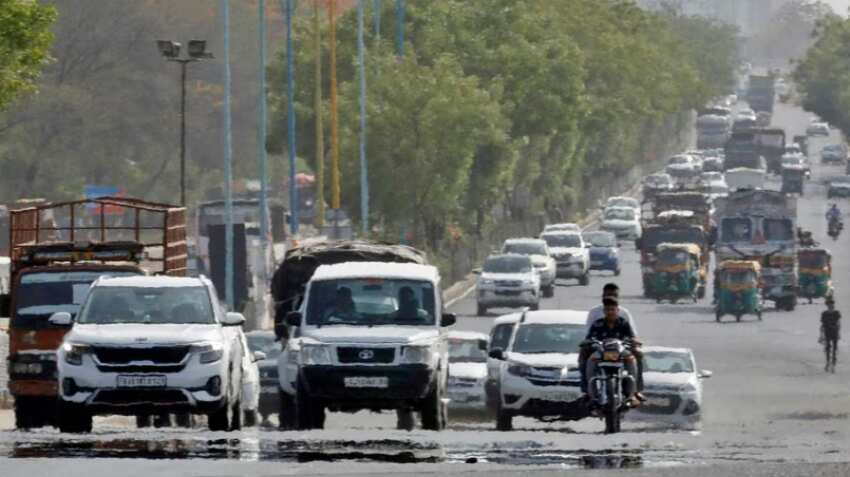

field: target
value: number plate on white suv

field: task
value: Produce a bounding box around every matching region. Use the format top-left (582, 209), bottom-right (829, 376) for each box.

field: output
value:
top-left (343, 376), bottom-right (388, 388)
top-left (117, 375), bottom-right (166, 388)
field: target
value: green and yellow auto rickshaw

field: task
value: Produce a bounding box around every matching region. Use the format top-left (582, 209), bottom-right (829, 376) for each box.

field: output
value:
top-left (652, 243), bottom-right (702, 304)
top-left (715, 260), bottom-right (762, 323)
top-left (798, 248), bottom-right (833, 304)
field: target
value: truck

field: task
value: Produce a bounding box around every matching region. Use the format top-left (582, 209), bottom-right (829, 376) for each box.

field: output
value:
top-left (724, 128), bottom-right (785, 173)
top-left (0, 197), bottom-right (186, 429)
top-left (747, 74), bottom-right (776, 113)
top-left (714, 190), bottom-right (797, 311)
top-left (758, 128), bottom-right (787, 174)
top-left (697, 114), bottom-right (731, 149)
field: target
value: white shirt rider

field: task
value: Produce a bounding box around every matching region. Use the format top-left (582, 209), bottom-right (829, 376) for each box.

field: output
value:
top-left (586, 304), bottom-right (637, 335)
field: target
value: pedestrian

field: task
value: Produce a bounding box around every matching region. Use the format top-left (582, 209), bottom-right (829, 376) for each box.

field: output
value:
top-left (820, 298), bottom-right (841, 373)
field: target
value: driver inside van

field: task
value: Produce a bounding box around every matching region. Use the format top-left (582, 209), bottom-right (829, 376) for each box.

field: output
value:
top-left (323, 286), bottom-right (359, 321)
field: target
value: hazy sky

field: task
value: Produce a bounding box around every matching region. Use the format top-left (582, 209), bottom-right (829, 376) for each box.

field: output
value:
top-left (826, 0), bottom-right (850, 14)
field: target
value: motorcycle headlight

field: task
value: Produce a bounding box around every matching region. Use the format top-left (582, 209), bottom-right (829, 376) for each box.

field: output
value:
top-left (62, 343), bottom-right (90, 366)
top-left (507, 363), bottom-right (530, 377)
top-left (400, 345), bottom-right (433, 364)
top-left (301, 344), bottom-right (333, 365)
top-left (193, 343), bottom-right (224, 364)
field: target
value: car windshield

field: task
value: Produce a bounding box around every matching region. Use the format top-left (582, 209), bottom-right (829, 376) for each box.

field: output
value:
top-left (607, 198), bottom-right (637, 208)
top-left (720, 218), bottom-right (752, 242)
top-left (702, 173), bottom-right (722, 181)
top-left (544, 224), bottom-right (579, 232)
top-left (449, 338), bottom-right (488, 363)
top-left (541, 234), bottom-right (582, 248)
top-left (764, 219), bottom-right (793, 241)
top-left (511, 323), bottom-right (585, 354)
top-left (605, 208), bottom-right (635, 221)
top-left (77, 286), bottom-right (214, 325)
top-left (503, 242), bottom-right (546, 256)
top-left (669, 156), bottom-right (689, 165)
top-left (246, 333), bottom-right (282, 360)
top-left (583, 232), bottom-right (616, 247)
top-left (14, 270), bottom-right (140, 321)
top-left (644, 351), bottom-right (694, 373)
top-left (306, 278), bottom-right (436, 326)
top-left (483, 255), bottom-right (532, 273)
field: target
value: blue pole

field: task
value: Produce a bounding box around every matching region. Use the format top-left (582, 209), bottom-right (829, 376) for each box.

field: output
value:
top-left (395, 0), bottom-right (404, 56)
top-left (285, 0), bottom-right (299, 235)
top-left (358, 0), bottom-right (368, 237)
top-left (222, 0), bottom-right (234, 309)
top-left (373, 0), bottom-right (380, 38)
top-left (258, 0), bottom-right (270, 286)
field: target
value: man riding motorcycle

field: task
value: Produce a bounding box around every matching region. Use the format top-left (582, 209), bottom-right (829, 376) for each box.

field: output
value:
top-left (583, 297), bottom-right (643, 406)
top-left (827, 204), bottom-right (843, 239)
top-left (827, 204), bottom-right (842, 223)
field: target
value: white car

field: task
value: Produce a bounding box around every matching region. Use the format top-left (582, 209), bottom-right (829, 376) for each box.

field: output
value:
top-left (628, 346), bottom-right (711, 429)
top-left (643, 173), bottom-right (674, 194)
top-left (447, 331), bottom-right (489, 416)
top-left (484, 313), bottom-right (522, 413)
top-left (502, 238), bottom-right (556, 298)
top-left (279, 262), bottom-right (455, 431)
top-left (476, 254), bottom-right (541, 315)
top-left (665, 154), bottom-right (701, 179)
top-left (700, 172), bottom-right (729, 200)
top-left (605, 196), bottom-right (640, 214)
top-left (542, 223), bottom-right (581, 233)
top-left (807, 121), bottom-right (830, 137)
top-left (539, 232), bottom-right (590, 285)
top-left (237, 328), bottom-right (263, 427)
top-left (601, 206), bottom-right (642, 241)
top-left (54, 275), bottom-right (246, 433)
top-left (489, 310), bottom-right (585, 431)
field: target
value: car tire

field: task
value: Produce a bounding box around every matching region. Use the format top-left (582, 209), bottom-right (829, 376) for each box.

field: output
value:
top-left (420, 379), bottom-right (447, 431)
top-left (543, 284), bottom-right (555, 298)
top-left (136, 415), bottom-right (153, 428)
top-left (14, 399), bottom-right (36, 430)
top-left (296, 379), bottom-right (324, 430)
top-left (476, 303), bottom-right (487, 316)
top-left (530, 302), bottom-right (540, 311)
top-left (230, 399), bottom-right (243, 431)
top-left (208, 399), bottom-right (232, 432)
top-left (57, 402), bottom-right (92, 434)
top-left (579, 273), bottom-right (590, 286)
top-left (279, 391), bottom-right (297, 430)
top-left (397, 408), bottom-right (416, 431)
top-left (243, 409), bottom-right (257, 427)
top-left (614, 268), bottom-right (621, 277)
top-left (175, 413), bottom-right (193, 428)
top-left (495, 403), bottom-right (513, 432)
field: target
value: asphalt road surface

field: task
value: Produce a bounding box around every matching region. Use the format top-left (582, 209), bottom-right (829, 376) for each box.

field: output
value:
top-left (1, 101), bottom-right (849, 477)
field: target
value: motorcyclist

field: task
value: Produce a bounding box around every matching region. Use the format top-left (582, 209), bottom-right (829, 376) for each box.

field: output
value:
top-left (826, 204), bottom-right (842, 224)
top-left (583, 297), bottom-right (643, 406)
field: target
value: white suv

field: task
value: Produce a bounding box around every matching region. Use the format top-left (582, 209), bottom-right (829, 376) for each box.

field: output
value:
top-left (501, 238), bottom-right (557, 298)
top-left (488, 310), bottom-right (586, 431)
top-left (54, 276), bottom-right (246, 433)
top-left (540, 232), bottom-right (590, 285)
top-left (476, 254), bottom-right (541, 316)
top-left (277, 262), bottom-right (455, 431)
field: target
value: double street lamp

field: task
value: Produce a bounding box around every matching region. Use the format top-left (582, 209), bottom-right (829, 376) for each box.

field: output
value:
top-left (156, 40), bottom-right (213, 206)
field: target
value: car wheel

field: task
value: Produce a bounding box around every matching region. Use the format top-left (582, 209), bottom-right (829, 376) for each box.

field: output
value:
top-left (397, 408), bottom-right (416, 431)
top-left (230, 399), bottom-right (243, 431)
top-left (136, 415), bottom-right (153, 428)
top-left (208, 399), bottom-right (232, 432)
top-left (296, 379), bottom-right (324, 430)
top-left (279, 391), bottom-right (297, 430)
top-left (421, 379), bottom-right (447, 431)
top-left (543, 285), bottom-right (555, 298)
top-left (175, 413), bottom-right (193, 428)
top-left (495, 403), bottom-right (513, 432)
top-left (614, 268), bottom-right (621, 277)
top-left (476, 303), bottom-right (487, 316)
top-left (243, 409), bottom-right (257, 427)
top-left (57, 402), bottom-right (92, 434)
top-left (530, 302), bottom-right (540, 311)
top-left (579, 273), bottom-right (590, 286)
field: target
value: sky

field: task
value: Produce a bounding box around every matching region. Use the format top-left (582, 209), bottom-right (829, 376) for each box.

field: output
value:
top-left (826, 0), bottom-right (850, 14)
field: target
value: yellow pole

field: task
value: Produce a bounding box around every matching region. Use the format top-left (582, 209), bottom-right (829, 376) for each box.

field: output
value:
top-left (329, 0), bottom-right (341, 210)
top-left (314, 0), bottom-right (325, 227)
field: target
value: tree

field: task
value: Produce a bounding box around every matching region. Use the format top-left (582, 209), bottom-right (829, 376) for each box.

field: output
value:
top-left (0, 0), bottom-right (56, 109)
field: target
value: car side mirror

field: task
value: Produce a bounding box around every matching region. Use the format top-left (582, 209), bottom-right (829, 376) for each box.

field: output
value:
top-left (0, 294), bottom-right (10, 317)
top-left (489, 349), bottom-right (505, 360)
top-left (252, 351), bottom-right (267, 362)
top-left (222, 312), bottom-right (246, 327)
top-left (48, 311), bottom-right (73, 327)
top-left (699, 370), bottom-right (713, 379)
top-left (440, 313), bottom-right (456, 327)
top-left (285, 311), bottom-right (302, 327)
top-left (478, 339), bottom-right (488, 351)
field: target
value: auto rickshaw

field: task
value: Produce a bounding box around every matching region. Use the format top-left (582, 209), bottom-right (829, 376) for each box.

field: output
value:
top-left (781, 165), bottom-right (805, 195)
top-left (651, 243), bottom-right (702, 304)
top-left (715, 260), bottom-right (762, 322)
top-left (797, 248), bottom-right (833, 304)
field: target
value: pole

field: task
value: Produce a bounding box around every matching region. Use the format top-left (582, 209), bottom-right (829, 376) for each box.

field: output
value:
top-left (285, 0), bottom-right (299, 235)
top-left (357, 0), bottom-right (368, 237)
top-left (258, 0), bottom-right (269, 287)
top-left (179, 61), bottom-right (188, 207)
top-left (314, 0), bottom-right (325, 228)
top-left (395, 0), bottom-right (404, 56)
top-left (373, 0), bottom-right (380, 38)
top-left (222, 0), bottom-right (235, 309)
top-left (329, 0), bottom-right (340, 211)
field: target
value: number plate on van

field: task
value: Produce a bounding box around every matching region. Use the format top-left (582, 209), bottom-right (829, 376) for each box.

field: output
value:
top-left (344, 377), bottom-right (388, 388)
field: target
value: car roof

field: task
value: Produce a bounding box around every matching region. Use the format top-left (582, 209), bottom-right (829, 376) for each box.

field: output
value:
top-left (311, 262), bottom-right (440, 283)
top-left (541, 230), bottom-right (582, 237)
top-left (94, 275), bottom-right (208, 288)
top-left (504, 238), bottom-right (546, 245)
top-left (448, 331), bottom-right (489, 341)
top-left (643, 346), bottom-right (693, 356)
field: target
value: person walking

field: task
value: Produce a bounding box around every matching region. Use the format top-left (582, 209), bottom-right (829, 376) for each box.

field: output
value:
top-left (820, 298), bottom-right (841, 373)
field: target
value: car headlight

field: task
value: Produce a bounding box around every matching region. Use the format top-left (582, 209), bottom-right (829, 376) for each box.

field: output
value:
top-left (507, 363), bottom-right (530, 377)
top-left (400, 345), bottom-right (432, 364)
top-left (679, 383), bottom-right (697, 393)
top-left (62, 343), bottom-right (90, 366)
top-left (193, 343), bottom-right (224, 364)
top-left (301, 344), bottom-right (333, 365)
top-left (479, 279), bottom-right (495, 286)
top-left (522, 278), bottom-right (536, 286)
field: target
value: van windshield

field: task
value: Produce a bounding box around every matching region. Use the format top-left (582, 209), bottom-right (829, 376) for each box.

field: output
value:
top-left (306, 278), bottom-right (436, 326)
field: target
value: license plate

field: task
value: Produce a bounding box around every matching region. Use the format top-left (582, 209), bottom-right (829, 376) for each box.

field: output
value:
top-left (603, 351), bottom-right (620, 361)
top-left (591, 261), bottom-right (603, 267)
top-left (117, 375), bottom-right (166, 388)
top-left (344, 376), bottom-right (388, 388)
top-left (647, 397), bottom-right (671, 407)
top-left (542, 392), bottom-right (576, 402)
top-left (261, 385), bottom-right (278, 394)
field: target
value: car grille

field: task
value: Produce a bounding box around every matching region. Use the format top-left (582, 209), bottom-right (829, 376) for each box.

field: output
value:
top-left (527, 378), bottom-right (581, 387)
top-left (495, 280), bottom-right (522, 287)
top-left (337, 347), bottom-right (395, 364)
top-left (93, 346), bottom-right (190, 365)
top-left (92, 389), bottom-right (189, 406)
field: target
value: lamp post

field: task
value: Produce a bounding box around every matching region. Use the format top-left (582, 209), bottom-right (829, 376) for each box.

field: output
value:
top-left (156, 40), bottom-right (213, 206)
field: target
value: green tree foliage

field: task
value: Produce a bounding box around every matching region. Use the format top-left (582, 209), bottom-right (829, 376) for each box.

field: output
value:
top-left (793, 12), bottom-right (850, 136)
top-left (0, 0), bottom-right (56, 109)
top-left (267, 0), bottom-right (737, 250)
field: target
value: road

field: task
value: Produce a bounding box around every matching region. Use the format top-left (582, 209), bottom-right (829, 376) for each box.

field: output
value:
top-left (1, 101), bottom-right (848, 476)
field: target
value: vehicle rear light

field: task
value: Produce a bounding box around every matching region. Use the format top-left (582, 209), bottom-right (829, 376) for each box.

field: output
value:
top-left (206, 376), bottom-right (222, 396)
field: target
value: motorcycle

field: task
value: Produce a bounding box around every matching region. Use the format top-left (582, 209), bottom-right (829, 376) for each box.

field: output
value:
top-left (828, 217), bottom-right (843, 241)
top-left (587, 338), bottom-right (637, 434)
